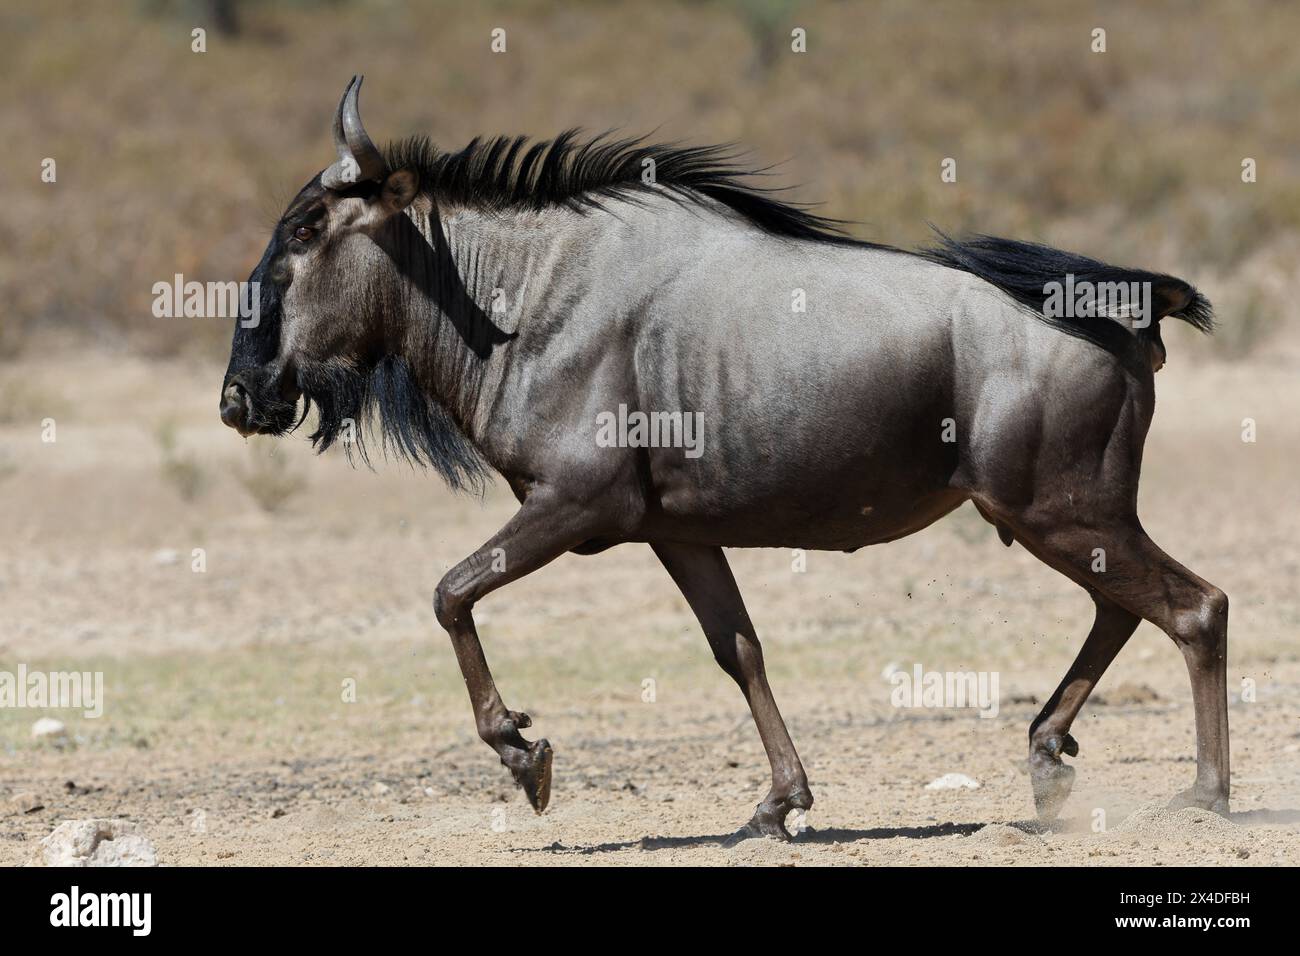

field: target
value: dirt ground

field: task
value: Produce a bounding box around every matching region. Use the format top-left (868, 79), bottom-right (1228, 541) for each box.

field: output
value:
top-left (1, 348), bottom-right (1297, 866)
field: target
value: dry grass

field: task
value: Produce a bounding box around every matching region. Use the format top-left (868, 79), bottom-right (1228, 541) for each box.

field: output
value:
top-left (2, 0), bottom-right (1298, 362)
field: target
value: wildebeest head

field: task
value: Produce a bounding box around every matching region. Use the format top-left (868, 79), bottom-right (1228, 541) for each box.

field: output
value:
top-left (219, 76), bottom-right (420, 440)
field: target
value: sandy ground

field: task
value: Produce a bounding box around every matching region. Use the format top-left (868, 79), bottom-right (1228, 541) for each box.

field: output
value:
top-left (1, 349), bottom-right (1298, 866)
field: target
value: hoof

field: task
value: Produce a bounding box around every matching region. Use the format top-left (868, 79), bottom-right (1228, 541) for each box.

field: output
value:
top-left (505, 738), bottom-right (553, 814)
top-left (1168, 785), bottom-right (1229, 816)
top-left (723, 787), bottom-right (813, 847)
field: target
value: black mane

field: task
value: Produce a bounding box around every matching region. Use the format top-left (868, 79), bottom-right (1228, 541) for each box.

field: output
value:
top-left (384, 131), bottom-right (883, 247)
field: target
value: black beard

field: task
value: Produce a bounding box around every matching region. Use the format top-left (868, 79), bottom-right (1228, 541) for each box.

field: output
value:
top-left (297, 359), bottom-right (368, 451)
top-left (296, 355), bottom-right (491, 493)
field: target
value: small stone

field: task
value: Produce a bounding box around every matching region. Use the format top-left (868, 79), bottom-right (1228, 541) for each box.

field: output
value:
top-left (31, 718), bottom-right (66, 740)
top-left (924, 773), bottom-right (980, 791)
top-left (370, 782), bottom-right (391, 796)
top-left (152, 548), bottom-right (180, 566)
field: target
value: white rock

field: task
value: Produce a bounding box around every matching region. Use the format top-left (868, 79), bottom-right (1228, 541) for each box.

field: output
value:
top-left (370, 782), bottom-right (391, 796)
top-left (31, 717), bottom-right (66, 739)
top-left (34, 819), bottom-right (158, 867)
top-left (924, 773), bottom-right (981, 791)
top-left (880, 661), bottom-right (903, 680)
top-left (152, 548), bottom-right (180, 566)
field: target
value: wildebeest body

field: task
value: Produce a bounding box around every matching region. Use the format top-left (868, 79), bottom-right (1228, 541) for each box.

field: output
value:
top-left (220, 78), bottom-right (1229, 840)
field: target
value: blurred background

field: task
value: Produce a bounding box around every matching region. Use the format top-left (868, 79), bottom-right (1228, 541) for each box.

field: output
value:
top-left (4, 0), bottom-right (1299, 361)
top-left (1, 1), bottom-right (1297, 865)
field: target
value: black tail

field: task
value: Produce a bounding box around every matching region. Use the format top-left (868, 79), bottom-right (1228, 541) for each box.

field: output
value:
top-left (920, 231), bottom-right (1214, 354)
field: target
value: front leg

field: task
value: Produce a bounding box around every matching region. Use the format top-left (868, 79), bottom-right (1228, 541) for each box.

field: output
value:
top-left (434, 490), bottom-right (602, 813)
top-left (653, 542), bottom-right (812, 842)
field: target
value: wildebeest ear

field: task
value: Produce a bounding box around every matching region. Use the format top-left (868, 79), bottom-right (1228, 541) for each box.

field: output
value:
top-left (380, 169), bottom-right (419, 214)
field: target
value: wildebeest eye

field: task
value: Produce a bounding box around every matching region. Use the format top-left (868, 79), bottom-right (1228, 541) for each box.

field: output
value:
top-left (293, 226), bottom-right (315, 242)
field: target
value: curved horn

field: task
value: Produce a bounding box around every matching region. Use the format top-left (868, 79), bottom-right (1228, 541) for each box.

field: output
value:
top-left (321, 75), bottom-right (388, 189)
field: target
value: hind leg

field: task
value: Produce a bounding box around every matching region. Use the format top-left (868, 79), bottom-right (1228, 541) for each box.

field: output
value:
top-left (1027, 596), bottom-right (1140, 820)
top-left (1013, 516), bottom-right (1230, 815)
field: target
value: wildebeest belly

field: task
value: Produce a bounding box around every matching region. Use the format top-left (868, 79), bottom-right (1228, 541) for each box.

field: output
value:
top-left (640, 483), bottom-right (968, 550)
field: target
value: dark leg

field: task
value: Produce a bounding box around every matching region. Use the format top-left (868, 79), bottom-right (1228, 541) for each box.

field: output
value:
top-left (653, 542), bottom-right (812, 842)
top-left (434, 493), bottom-right (600, 813)
top-left (1027, 595), bottom-right (1140, 820)
top-left (1014, 516), bottom-right (1230, 815)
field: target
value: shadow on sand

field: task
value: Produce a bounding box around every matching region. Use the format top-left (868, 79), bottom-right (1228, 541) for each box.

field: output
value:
top-left (522, 819), bottom-right (1048, 856)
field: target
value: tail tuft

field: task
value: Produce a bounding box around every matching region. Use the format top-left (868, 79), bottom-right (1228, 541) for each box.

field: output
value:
top-left (1155, 281), bottom-right (1215, 333)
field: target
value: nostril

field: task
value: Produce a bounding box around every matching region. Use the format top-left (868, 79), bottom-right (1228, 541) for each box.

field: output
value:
top-left (220, 380), bottom-right (251, 431)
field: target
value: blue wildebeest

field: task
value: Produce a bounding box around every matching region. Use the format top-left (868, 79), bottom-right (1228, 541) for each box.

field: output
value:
top-left (221, 77), bottom-right (1227, 840)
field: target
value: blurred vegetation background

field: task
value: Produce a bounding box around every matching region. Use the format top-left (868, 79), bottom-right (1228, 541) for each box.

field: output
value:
top-left (2, 0), bottom-right (1297, 363)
